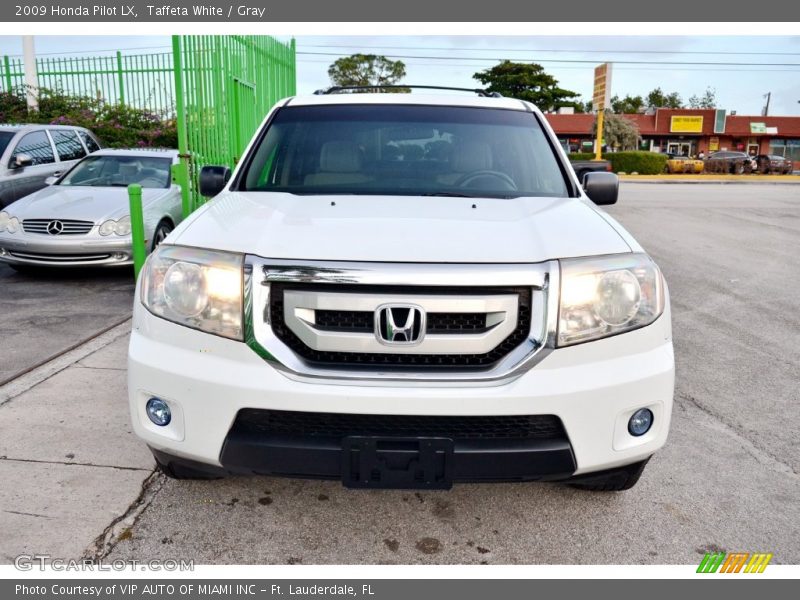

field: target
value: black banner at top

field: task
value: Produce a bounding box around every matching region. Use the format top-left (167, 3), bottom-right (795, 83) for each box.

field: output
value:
top-left (3, 0), bottom-right (799, 22)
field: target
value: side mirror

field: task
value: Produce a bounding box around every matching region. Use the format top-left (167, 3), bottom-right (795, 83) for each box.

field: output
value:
top-left (199, 165), bottom-right (231, 198)
top-left (44, 176), bottom-right (58, 186)
top-left (583, 172), bottom-right (619, 206)
top-left (13, 153), bottom-right (33, 169)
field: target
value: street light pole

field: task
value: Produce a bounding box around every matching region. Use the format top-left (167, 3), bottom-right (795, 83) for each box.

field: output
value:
top-left (22, 35), bottom-right (38, 112)
top-left (762, 92), bottom-right (771, 117)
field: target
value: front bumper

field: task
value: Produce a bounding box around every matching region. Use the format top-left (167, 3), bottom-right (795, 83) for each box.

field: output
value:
top-left (129, 296), bottom-right (675, 482)
top-left (0, 232), bottom-right (134, 267)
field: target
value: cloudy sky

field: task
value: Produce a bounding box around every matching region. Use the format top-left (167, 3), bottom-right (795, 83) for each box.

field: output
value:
top-left (1, 35), bottom-right (798, 115)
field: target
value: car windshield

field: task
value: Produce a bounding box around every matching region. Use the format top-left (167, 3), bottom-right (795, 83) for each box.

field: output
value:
top-left (241, 104), bottom-right (570, 198)
top-left (59, 155), bottom-right (172, 189)
top-left (0, 131), bottom-right (14, 157)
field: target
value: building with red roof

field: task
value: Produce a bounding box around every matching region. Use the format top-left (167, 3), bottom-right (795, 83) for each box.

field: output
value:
top-left (545, 108), bottom-right (800, 168)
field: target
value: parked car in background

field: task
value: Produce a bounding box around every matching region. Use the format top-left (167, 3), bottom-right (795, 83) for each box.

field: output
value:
top-left (753, 154), bottom-right (794, 175)
top-left (703, 151), bottom-right (752, 174)
top-left (0, 124), bottom-right (102, 208)
top-left (664, 155), bottom-right (704, 174)
top-left (567, 157), bottom-right (613, 183)
top-left (0, 148), bottom-right (181, 269)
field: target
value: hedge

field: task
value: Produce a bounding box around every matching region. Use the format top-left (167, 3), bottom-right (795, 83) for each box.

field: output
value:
top-left (0, 88), bottom-right (177, 149)
top-left (568, 151), bottom-right (668, 175)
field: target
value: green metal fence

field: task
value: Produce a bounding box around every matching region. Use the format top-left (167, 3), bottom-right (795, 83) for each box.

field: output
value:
top-left (171, 35), bottom-right (296, 212)
top-left (1, 51), bottom-right (174, 115)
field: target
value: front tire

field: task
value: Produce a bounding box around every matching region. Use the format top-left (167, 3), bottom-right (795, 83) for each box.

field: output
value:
top-left (567, 458), bottom-right (650, 492)
top-left (151, 220), bottom-right (174, 252)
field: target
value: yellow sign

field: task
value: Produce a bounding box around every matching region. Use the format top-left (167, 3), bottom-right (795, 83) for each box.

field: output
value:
top-left (592, 63), bottom-right (612, 111)
top-left (709, 136), bottom-right (719, 152)
top-left (670, 116), bottom-right (704, 133)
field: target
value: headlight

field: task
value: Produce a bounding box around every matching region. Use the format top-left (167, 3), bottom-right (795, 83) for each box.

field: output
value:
top-left (114, 216), bottom-right (131, 236)
top-left (558, 253), bottom-right (664, 346)
top-left (141, 245), bottom-right (243, 340)
top-left (99, 217), bottom-right (131, 236)
top-left (99, 219), bottom-right (116, 236)
top-left (6, 216), bottom-right (20, 234)
top-left (0, 211), bottom-right (9, 232)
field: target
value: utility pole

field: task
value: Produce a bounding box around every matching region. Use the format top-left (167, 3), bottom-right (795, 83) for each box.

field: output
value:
top-left (22, 35), bottom-right (38, 111)
top-left (762, 92), bottom-right (771, 117)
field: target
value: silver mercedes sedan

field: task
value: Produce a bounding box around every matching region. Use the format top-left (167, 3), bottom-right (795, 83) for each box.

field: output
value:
top-left (0, 148), bottom-right (183, 269)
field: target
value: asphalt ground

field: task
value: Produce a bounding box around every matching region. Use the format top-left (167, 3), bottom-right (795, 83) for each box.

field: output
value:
top-left (0, 265), bottom-right (134, 385)
top-left (1, 183), bottom-right (798, 565)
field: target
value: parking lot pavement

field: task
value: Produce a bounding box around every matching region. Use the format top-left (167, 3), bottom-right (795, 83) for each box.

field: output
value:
top-left (1, 183), bottom-right (798, 565)
top-left (0, 265), bottom-right (135, 385)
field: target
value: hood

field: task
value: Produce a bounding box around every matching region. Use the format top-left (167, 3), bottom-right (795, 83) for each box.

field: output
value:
top-left (171, 192), bottom-right (632, 263)
top-left (6, 185), bottom-right (169, 222)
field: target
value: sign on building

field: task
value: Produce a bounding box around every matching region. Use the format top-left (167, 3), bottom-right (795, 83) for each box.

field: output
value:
top-left (750, 122), bottom-right (767, 134)
top-left (670, 116), bottom-right (704, 133)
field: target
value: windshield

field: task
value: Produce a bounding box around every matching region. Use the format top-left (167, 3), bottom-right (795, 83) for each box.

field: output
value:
top-left (241, 104), bottom-right (570, 198)
top-left (59, 155), bottom-right (172, 188)
top-left (0, 131), bottom-right (14, 157)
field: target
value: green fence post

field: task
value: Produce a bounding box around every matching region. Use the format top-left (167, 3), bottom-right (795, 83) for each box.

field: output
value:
top-left (3, 55), bottom-right (12, 92)
top-left (128, 184), bottom-right (146, 279)
top-left (116, 51), bottom-right (125, 104)
top-left (172, 36), bottom-right (192, 218)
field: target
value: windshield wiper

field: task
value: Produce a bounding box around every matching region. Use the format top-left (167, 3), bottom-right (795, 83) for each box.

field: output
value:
top-left (421, 192), bottom-right (480, 198)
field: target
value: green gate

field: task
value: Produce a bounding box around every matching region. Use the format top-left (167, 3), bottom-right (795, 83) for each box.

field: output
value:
top-left (171, 35), bottom-right (296, 214)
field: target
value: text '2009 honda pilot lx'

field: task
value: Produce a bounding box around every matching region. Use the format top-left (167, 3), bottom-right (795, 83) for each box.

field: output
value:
top-left (129, 87), bottom-right (674, 491)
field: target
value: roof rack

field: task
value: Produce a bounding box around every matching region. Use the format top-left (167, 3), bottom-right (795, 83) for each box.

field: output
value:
top-left (313, 85), bottom-right (503, 98)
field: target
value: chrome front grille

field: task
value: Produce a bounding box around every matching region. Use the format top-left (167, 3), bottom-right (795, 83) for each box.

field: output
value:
top-left (246, 258), bottom-right (557, 385)
top-left (22, 219), bottom-right (94, 235)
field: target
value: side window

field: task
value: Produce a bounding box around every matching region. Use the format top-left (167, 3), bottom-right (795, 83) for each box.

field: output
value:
top-left (51, 130), bottom-right (86, 162)
top-left (11, 130), bottom-right (55, 166)
top-left (78, 130), bottom-right (101, 153)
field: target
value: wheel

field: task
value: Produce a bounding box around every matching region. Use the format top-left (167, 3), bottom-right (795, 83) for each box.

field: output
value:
top-left (151, 449), bottom-right (224, 480)
top-left (567, 458), bottom-right (650, 492)
top-left (151, 220), bottom-right (173, 251)
top-left (734, 162), bottom-right (745, 175)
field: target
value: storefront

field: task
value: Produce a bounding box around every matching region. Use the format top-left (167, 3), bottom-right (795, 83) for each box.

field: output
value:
top-left (545, 109), bottom-right (800, 169)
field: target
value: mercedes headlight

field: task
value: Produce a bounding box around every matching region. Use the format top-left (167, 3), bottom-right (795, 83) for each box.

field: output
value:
top-left (558, 253), bottom-right (664, 346)
top-left (141, 245), bottom-right (244, 340)
top-left (1, 212), bottom-right (20, 234)
top-left (99, 216), bottom-right (131, 236)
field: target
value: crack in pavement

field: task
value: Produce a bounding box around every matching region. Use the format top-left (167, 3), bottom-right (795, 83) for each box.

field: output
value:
top-left (4, 509), bottom-right (55, 519)
top-left (676, 391), bottom-right (798, 478)
top-left (82, 470), bottom-right (164, 561)
top-left (74, 365), bottom-right (127, 372)
top-left (0, 456), bottom-right (151, 472)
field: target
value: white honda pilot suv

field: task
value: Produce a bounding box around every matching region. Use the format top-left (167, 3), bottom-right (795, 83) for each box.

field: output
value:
top-left (129, 88), bottom-right (674, 491)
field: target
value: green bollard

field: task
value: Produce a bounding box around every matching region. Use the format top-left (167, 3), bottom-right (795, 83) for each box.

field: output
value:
top-left (128, 183), bottom-right (146, 280)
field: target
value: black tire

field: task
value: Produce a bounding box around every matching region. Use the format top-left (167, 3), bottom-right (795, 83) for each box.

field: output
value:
top-left (734, 162), bottom-right (745, 175)
top-left (151, 220), bottom-right (174, 252)
top-left (567, 458), bottom-right (650, 492)
top-left (151, 449), bottom-right (224, 480)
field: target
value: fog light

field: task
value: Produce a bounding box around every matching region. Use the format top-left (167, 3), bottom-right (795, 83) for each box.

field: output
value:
top-left (146, 397), bottom-right (171, 426)
top-left (628, 408), bottom-right (653, 436)
top-left (113, 253), bottom-right (126, 260)
top-left (0, 247), bottom-right (7, 256)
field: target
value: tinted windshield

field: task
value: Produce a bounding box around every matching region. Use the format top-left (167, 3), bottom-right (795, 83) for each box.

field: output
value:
top-left (0, 131), bottom-right (14, 157)
top-left (241, 105), bottom-right (569, 198)
top-left (60, 155), bottom-right (171, 188)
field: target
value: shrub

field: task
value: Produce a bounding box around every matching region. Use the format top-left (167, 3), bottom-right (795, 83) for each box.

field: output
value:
top-left (0, 87), bottom-right (177, 149)
top-left (567, 151), bottom-right (667, 175)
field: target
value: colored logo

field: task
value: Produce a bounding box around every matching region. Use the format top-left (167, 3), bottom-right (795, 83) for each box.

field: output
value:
top-left (697, 552), bottom-right (772, 573)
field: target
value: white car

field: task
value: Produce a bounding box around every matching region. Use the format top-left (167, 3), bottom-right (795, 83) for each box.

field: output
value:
top-left (129, 88), bottom-right (674, 491)
top-left (0, 149), bottom-right (182, 269)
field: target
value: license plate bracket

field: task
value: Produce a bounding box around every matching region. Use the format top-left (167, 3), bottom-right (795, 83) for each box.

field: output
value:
top-left (341, 436), bottom-right (454, 489)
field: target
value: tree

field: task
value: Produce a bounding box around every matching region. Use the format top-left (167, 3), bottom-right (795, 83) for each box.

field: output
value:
top-left (327, 54), bottom-right (408, 92)
top-left (610, 94), bottom-right (645, 114)
top-left (688, 87), bottom-right (717, 109)
top-left (594, 111), bottom-right (640, 151)
top-left (473, 61), bottom-right (580, 111)
top-left (646, 87), bottom-right (683, 109)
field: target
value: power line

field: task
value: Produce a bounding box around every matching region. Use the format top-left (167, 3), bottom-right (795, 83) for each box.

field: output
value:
top-left (298, 50), bottom-right (800, 68)
top-left (297, 43), bottom-right (800, 57)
